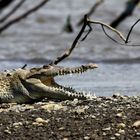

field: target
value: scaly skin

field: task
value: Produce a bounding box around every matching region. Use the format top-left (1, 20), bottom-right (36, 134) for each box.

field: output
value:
top-left (0, 63), bottom-right (97, 103)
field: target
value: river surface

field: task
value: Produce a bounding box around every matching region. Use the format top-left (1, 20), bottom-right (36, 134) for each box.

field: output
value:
top-left (0, 0), bottom-right (140, 96)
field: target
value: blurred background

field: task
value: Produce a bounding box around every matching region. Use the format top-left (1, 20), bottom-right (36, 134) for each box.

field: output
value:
top-left (0, 0), bottom-right (140, 96)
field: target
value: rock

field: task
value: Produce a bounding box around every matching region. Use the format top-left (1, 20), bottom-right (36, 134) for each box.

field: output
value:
top-left (0, 109), bottom-right (5, 113)
top-left (90, 115), bottom-right (96, 119)
top-left (41, 103), bottom-right (66, 112)
top-left (13, 122), bottom-right (23, 127)
top-left (63, 138), bottom-right (69, 140)
top-left (113, 93), bottom-right (121, 97)
top-left (36, 117), bottom-right (49, 123)
top-left (25, 105), bottom-right (34, 110)
top-left (117, 123), bottom-right (126, 129)
top-left (110, 137), bottom-right (115, 140)
top-left (9, 104), bottom-right (34, 112)
top-left (4, 129), bottom-right (11, 134)
top-left (84, 136), bottom-right (90, 140)
top-left (58, 127), bottom-right (65, 131)
top-left (33, 117), bottom-right (49, 125)
top-left (136, 133), bottom-right (140, 136)
top-left (118, 129), bottom-right (125, 134)
top-left (102, 132), bottom-right (106, 136)
top-left (102, 127), bottom-right (111, 131)
top-left (114, 133), bottom-right (120, 137)
top-left (132, 120), bottom-right (140, 128)
top-left (72, 105), bottom-right (89, 114)
top-left (116, 112), bottom-right (123, 117)
top-left (71, 98), bottom-right (79, 105)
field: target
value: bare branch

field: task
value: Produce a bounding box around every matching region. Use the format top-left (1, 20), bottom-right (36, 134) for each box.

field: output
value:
top-left (88, 19), bottom-right (127, 42)
top-left (49, 15), bottom-right (89, 65)
top-left (125, 19), bottom-right (140, 43)
top-left (102, 20), bottom-right (140, 47)
top-left (101, 24), bottom-right (129, 46)
top-left (81, 22), bottom-right (92, 41)
top-left (0, 0), bottom-right (26, 23)
top-left (0, 0), bottom-right (50, 33)
top-left (50, 16), bottom-right (128, 65)
top-left (50, 16), bottom-right (140, 66)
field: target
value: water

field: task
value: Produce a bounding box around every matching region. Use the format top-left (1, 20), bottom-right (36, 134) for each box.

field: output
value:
top-left (0, 0), bottom-right (140, 96)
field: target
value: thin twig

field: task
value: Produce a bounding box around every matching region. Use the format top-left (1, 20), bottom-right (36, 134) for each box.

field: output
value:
top-left (81, 21), bottom-right (92, 41)
top-left (0, 0), bottom-right (26, 23)
top-left (102, 24), bottom-right (140, 46)
top-left (125, 18), bottom-right (140, 43)
top-left (21, 64), bottom-right (27, 69)
top-left (0, 0), bottom-right (50, 33)
top-left (88, 19), bottom-right (127, 42)
top-left (101, 25), bottom-right (122, 44)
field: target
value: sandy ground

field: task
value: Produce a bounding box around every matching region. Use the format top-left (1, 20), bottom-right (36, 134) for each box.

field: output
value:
top-left (0, 95), bottom-right (140, 140)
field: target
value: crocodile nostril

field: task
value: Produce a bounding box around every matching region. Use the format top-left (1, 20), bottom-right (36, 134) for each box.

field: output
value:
top-left (6, 73), bottom-right (11, 77)
top-left (43, 65), bottom-right (51, 69)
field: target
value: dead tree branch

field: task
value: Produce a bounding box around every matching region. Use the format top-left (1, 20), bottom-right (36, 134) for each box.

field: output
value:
top-left (87, 18), bottom-right (140, 46)
top-left (101, 25), bottom-right (126, 45)
top-left (50, 15), bottom-right (89, 65)
top-left (88, 19), bottom-right (126, 42)
top-left (0, 0), bottom-right (50, 33)
top-left (102, 19), bottom-right (140, 46)
top-left (50, 15), bottom-right (128, 65)
top-left (50, 15), bottom-right (140, 65)
top-left (0, 0), bottom-right (26, 23)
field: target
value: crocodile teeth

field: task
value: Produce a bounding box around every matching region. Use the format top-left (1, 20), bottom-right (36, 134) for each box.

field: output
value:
top-left (47, 85), bottom-right (94, 100)
top-left (69, 86), bottom-right (73, 90)
top-left (71, 70), bottom-right (75, 73)
top-left (78, 68), bottom-right (82, 72)
top-left (59, 70), bottom-right (63, 75)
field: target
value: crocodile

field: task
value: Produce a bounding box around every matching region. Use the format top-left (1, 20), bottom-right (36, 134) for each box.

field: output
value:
top-left (0, 63), bottom-right (97, 104)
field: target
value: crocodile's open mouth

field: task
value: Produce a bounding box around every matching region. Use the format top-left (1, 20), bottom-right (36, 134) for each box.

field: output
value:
top-left (22, 63), bottom-right (98, 100)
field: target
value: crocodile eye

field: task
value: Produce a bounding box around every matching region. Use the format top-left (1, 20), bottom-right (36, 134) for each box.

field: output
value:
top-left (30, 68), bottom-right (36, 72)
top-left (30, 68), bottom-right (41, 72)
